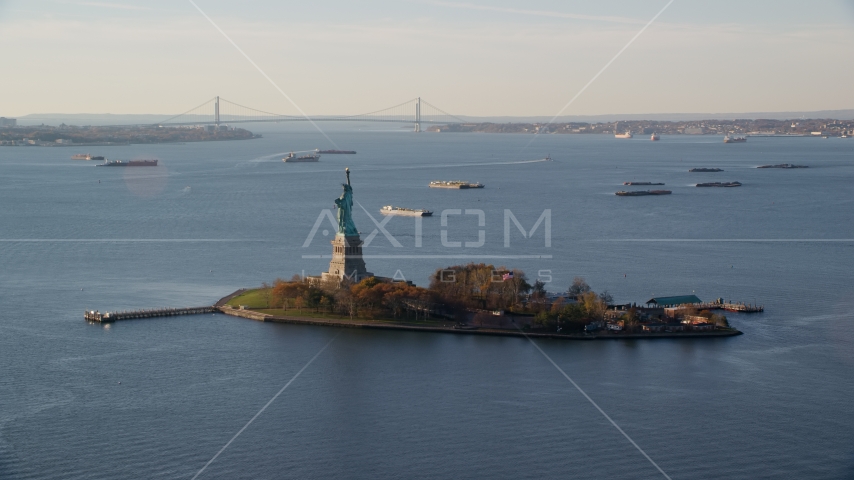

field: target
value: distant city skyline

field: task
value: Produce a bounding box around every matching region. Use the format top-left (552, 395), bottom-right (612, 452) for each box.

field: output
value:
top-left (2, 0), bottom-right (854, 117)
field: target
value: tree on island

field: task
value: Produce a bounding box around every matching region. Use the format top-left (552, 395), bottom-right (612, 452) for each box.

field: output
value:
top-left (567, 276), bottom-right (592, 299)
top-left (428, 263), bottom-right (531, 312)
top-left (258, 265), bottom-right (631, 332)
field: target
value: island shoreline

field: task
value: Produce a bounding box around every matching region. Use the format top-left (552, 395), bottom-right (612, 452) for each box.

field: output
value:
top-left (216, 292), bottom-right (742, 341)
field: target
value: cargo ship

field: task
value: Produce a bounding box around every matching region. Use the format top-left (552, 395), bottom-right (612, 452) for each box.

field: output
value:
top-left (71, 154), bottom-right (105, 161)
top-left (316, 149), bottom-right (356, 154)
top-left (615, 190), bottom-right (671, 196)
top-left (623, 182), bottom-right (664, 186)
top-left (757, 164), bottom-right (808, 169)
top-left (689, 168), bottom-right (724, 172)
top-left (650, 133), bottom-right (660, 141)
top-left (724, 135), bottom-right (747, 143)
top-left (380, 205), bottom-right (433, 217)
top-left (283, 152), bottom-right (320, 162)
top-left (696, 181), bottom-right (741, 187)
top-left (614, 132), bottom-right (633, 139)
top-left (429, 181), bottom-right (484, 189)
top-left (96, 159), bottom-right (158, 167)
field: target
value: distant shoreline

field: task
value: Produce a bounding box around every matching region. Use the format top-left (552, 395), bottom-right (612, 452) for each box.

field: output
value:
top-left (428, 119), bottom-right (852, 137)
top-left (0, 124), bottom-right (259, 147)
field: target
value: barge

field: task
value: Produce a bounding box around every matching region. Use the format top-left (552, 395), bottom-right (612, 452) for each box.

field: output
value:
top-left (380, 205), bottom-right (433, 217)
top-left (72, 154), bottom-right (105, 161)
top-left (615, 190), bottom-right (672, 196)
top-left (757, 164), bottom-right (808, 169)
top-left (283, 152), bottom-right (320, 162)
top-left (316, 149), bottom-right (356, 154)
top-left (696, 181), bottom-right (741, 187)
top-left (429, 181), bottom-right (484, 189)
top-left (96, 159), bottom-right (158, 167)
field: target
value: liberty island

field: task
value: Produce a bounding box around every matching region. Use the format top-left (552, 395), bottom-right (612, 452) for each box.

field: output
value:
top-left (82, 167), bottom-right (748, 339)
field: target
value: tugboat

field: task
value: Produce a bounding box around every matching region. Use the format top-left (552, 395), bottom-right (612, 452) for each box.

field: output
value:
top-left (283, 152), bottom-right (320, 162)
top-left (650, 133), bottom-right (660, 141)
top-left (380, 206), bottom-right (433, 217)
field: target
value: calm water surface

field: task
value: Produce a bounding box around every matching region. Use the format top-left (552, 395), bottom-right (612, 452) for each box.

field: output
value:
top-left (1, 126), bottom-right (853, 479)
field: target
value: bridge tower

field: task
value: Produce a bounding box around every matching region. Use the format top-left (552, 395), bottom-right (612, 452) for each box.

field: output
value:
top-left (215, 96), bottom-right (220, 126)
top-left (414, 97), bottom-right (421, 132)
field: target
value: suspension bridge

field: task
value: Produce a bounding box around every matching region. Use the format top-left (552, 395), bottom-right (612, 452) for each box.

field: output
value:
top-left (155, 97), bottom-right (466, 132)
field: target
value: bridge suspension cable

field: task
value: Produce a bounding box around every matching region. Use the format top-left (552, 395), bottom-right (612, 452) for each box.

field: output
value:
top-left (421, 99), bottom-right (468, 124)
top-left (217, 98), bottom-right (302, 123)
top-left (155, 97), bottom-right (217, 125)
top-left (152, 96), bottom-right (464, 127)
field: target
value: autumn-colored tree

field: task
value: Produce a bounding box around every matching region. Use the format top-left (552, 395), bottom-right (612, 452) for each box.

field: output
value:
top-left (710, 313), bottom-right (729, 327)
top-left (579, 291), bottom-right (607, 321)
top-left (623, 307), bottom-right (639, 332)
top-left (568, 277), bottom-right (591, 300)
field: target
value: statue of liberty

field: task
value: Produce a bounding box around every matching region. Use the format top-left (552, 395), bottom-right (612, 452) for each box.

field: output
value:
top-left (334, 168), bottom-right (359, 236)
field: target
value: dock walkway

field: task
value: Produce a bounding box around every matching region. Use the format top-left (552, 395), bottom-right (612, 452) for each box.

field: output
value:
top-left (697, 302), bottom-right (764, 313)
top-left (85, 306), bottom-right (215, 323)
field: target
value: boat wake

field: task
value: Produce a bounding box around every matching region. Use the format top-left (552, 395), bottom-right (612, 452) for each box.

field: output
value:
top-left (394, 157), bottom-right (552, 170)
top-left (293, 157), bottom-right (553, 173)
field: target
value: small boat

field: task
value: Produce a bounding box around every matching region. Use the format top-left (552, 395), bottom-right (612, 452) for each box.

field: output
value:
top-left (380, 205), bottom-right (433, 217)
top-left (724, 135), bottom-right (747, 143)
top-left (623, 182), bottom-right (664, 186)
top-left (650, 133), bottom-right (660, 141)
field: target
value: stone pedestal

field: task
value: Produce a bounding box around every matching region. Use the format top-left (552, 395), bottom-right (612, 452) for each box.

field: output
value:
top-left (320, 234), bottom-right (373, 283)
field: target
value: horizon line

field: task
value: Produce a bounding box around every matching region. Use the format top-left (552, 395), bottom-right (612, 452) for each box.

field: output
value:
top-left (12, 107), bottom-right (854, 122)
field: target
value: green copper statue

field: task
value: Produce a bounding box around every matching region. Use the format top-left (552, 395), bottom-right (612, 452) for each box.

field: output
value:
top-left (335, 168), bottom-right (359, 236)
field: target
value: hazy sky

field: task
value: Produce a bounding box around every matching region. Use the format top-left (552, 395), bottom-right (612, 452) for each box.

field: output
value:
top-left (2, 0), bottom-right (854, 117)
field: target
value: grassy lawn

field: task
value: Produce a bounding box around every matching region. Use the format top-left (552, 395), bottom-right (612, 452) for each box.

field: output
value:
top-left (226, 288), bottom-right (271, 308)
top-left (227, 289), bottom-right (456, 327)
top-left (253, 308), bottom-right (456, 327)
top-left (254, 308), bottom-right (353, 320)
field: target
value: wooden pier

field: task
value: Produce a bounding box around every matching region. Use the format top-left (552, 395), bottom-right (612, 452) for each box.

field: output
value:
top-left (84, 306), bottom-right (216, 323)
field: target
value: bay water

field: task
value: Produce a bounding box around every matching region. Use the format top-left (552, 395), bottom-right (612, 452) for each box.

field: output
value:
top-left (1, 125), bottom-right (853, 478)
